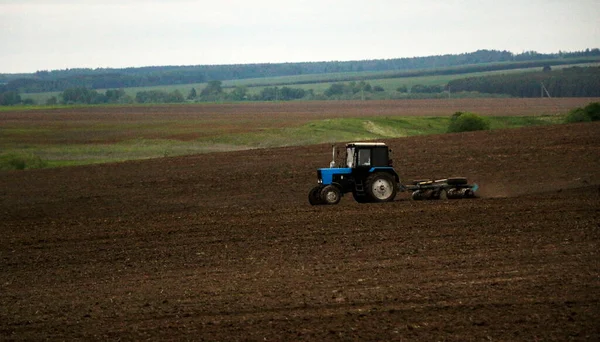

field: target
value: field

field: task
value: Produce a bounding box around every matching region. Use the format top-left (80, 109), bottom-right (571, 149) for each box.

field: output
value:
top-left (1, 98), bottom-right (597, 168)
top-left (1, 100), bottom-right (599, 340)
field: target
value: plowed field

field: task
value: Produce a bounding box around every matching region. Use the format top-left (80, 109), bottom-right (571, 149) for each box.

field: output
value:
top-left (1, 109), bottom-right (599, 340)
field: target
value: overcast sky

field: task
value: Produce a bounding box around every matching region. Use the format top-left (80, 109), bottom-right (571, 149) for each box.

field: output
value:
top-left (1, 0), bottom-right (599, 73)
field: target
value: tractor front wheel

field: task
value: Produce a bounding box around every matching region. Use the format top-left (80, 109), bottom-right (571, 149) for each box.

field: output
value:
top-left (308, 185), bottom-right (324, 205)
top-left (320, 185), bottom-right (342, 205)
top-left (366, 173), bottom-right (397, 202)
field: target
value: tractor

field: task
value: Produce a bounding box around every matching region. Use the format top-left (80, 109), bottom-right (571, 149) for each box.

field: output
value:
top-left (308, 142), bottom-right (478, 205)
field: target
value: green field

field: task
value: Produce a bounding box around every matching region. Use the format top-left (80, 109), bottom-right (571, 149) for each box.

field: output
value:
top-left (0, 111), bottom-right (564, 170)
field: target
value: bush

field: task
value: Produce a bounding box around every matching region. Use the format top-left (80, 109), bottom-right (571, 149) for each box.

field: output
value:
top-left (565, 108), bottom-right (592, 123)
top-left (564, 102), bottom-right (600, 123)
top-left (584, 102), bottom-right (600, 121)
top-left (447, 112), bottom-right (490, 133)
top-left (0, 153), bottom-right (48, 171)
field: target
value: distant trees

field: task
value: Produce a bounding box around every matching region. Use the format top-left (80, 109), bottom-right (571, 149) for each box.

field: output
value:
top-left (135, 90), bottom-right (184, 103)
top-left (278, 86), bottom-right (306, 100)
top-left (447, 66), bottom-right (600, 97)
top-left (46, 96), bottom-right (58, 105)
top-left (193, 80), bottom-right (224, 101)
top-left (61, 87), bottom-right (99, 104)
top-left (187, 88), bottom-right (197, 100)
top-left (3, 49), bottom-right (599, 94)
top-left (200, 80), bottom-right (223, 97)
top-left (0, 91), bottom-right (22, 105)
top-left (228, 86), bottom-right (248, 101)
top-left (324, 81), bottom-right (378, 98)
top-left (410, 84), bottom-right (444, 93)
top-left (324, 83), bottom-right (346, 97)
top-left (105, 88), bottom-right (130, 103)
top-left (258, 87), bottom-right (279, 101)
top-left (23, 83), bottom-right (310, 105)
top-left (3, 57), bottom-right (600, 106)
top-left (60, 87), bottom-right (133, 104)
top-left (253, 86), bottom-right (306, 101)
top-left (2, 69), bottom-right (209, 93)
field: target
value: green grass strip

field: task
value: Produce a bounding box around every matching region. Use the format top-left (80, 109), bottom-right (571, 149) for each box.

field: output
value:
top-left (0, 115), bottom-right (564, 170)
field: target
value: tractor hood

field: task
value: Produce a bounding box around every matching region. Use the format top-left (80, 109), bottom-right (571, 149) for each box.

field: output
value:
top-left (317, 168), bottom-right (352, 184)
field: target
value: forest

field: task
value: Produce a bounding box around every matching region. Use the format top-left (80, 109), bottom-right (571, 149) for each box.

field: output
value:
top-left (1, 49), bottom-right (600, 105)
top-left (13, 64), bottom-right (597, 106)
top-left (1, 49), bottom-right (599, 94)
top-left (446, 66), bottom-right (600, 97)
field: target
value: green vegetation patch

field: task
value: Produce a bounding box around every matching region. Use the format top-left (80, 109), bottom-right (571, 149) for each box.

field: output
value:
top-left (565, 102), bottom-right (600, 123)
top-left (489, 115), bottom-right (563, 129)
top-left (0, 153), bottom-right (48, 171)
top-left (0, 115), bottom-right (567, 170)
top-left (24, 139), bottom-right (246, 168)
top-left (201, 115), bottom-right (558, 149)
top-left (448, 112), bottom-right (491, 133)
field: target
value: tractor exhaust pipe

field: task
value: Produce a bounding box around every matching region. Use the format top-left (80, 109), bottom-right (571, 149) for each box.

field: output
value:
top-left (330, 145), bottom-right (336, 168)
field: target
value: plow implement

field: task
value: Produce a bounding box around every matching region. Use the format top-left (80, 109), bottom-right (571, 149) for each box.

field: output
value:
top-left (404, 177), bottom-right (478, 200)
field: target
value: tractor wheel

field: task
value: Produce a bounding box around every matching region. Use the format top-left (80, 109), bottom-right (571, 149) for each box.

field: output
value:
top-left (308, 185), bottom-right (324, 205)
top-left (366, 173), bottom-right (397, 202)
top-left (320, 185), bottom-right (342, 205)
top-left (446, 177), bottom-right (468, 185)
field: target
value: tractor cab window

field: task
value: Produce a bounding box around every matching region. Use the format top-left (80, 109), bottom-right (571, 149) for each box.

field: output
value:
top-left (346, 147), bottom-right (355, 168)
top-left (371, 146), bottom-right (389, 167)
top-left (357, 149), bottom-right (371, 166)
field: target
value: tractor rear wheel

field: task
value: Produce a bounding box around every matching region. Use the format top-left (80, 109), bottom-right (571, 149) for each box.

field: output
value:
top-left (320, 185), bottom-right (342, 205)
top-left (308, 185), bottom-right (324, 205)
top-left (366, 173), bottom-right (397, 202)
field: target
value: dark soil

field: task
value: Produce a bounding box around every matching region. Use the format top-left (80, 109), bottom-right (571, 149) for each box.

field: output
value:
top-left (1, 121), bottom-right (599, 341)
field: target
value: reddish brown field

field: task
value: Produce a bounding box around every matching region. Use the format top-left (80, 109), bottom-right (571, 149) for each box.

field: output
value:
top-left (1, 98), bottom-right (599, 144)
top-left (1, 102), bottom-right (599, 340)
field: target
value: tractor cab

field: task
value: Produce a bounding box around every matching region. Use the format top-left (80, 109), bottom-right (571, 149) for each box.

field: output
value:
top-left (344, 142), bottom-right (391, 168)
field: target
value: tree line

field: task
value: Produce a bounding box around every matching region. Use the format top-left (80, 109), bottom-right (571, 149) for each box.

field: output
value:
top-left (2, 49), bottom-right (599, 93)
top-left (2, 65), bottom-right (600, 106)
top-left (7, 80), bottom-right (385, 105)
top-left (2, 66), bottom-right (600, 105)
top-left (446, 66), bottom-right (600, 97)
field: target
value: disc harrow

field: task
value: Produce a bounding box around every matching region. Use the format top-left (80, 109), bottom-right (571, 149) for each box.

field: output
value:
top-left (404, 177), bottom-right (478, 201)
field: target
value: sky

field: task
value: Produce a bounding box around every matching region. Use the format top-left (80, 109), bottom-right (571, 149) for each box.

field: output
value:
top-left (1, 0), bottom-right (599, 74)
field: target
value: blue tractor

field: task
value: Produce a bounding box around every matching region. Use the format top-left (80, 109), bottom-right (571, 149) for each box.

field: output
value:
top-left (308, 142), bottom-right (478, 205)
